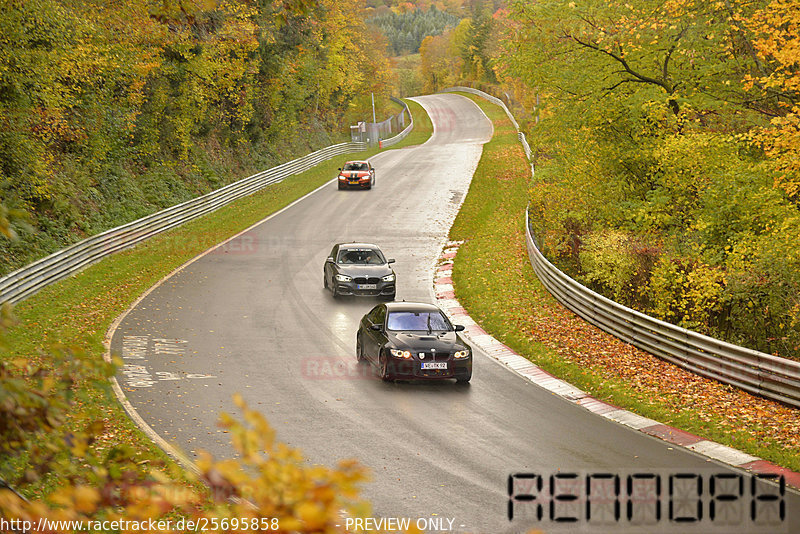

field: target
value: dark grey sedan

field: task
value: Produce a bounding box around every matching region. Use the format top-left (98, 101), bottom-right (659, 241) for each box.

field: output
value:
top-left (323, 243), bottom-right (396, 299)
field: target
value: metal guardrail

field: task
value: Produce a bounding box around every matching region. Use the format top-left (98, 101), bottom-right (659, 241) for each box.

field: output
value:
top-left (443, 85), bottom-right (800, 408)
top-left (525, 214), bottom-right (800, 408)
top-left (440, 86), bottom-right (533, 174)
top-left (0, 141), bottom-right (367, 304)
top-left (0, 100), bottom-right (417, 305)
top-left (380, 97), bottom-right (414, 148)
top-left (440, 86), bottom-right (518, 128)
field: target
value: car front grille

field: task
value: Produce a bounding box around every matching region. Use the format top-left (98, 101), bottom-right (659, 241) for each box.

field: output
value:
top-left (418, 351), bottom-right (450, 362)
top-left (353, 277), bottom-right (381, 284)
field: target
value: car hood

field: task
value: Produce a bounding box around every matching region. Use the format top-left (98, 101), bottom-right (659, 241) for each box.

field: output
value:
top-left (337, 264), bottom-right (393, 277)
top-left (340, 170), bottom-right (369, 178)
top-left (386, 331), bottom-right (467, 352)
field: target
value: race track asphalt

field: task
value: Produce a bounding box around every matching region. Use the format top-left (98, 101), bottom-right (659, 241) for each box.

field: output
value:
top-left (111, 93), bottom-right (798, 533)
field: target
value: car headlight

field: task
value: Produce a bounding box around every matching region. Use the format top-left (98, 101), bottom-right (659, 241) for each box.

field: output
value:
top-left (454, 350), bottom-right (470, 359)
top-left (381, 273), bottom-right (395, 282)
top-left (338, 175), bottom-right (347, 180)
top-left (335, 274), bottom-right (352, 282)
top-left (390, 349), bottom-right (412, 359)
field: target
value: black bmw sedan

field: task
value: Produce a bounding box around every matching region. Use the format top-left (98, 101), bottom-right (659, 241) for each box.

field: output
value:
top-left (356, 302), bottom-right (472, 383)
top-left (324, 243), bottom-right (396, 298)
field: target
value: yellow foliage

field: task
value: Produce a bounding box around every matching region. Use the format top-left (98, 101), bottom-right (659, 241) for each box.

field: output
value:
top-left (650, 256), bottom-right (726, 332)
top-left (419, 31), bottom-right (463, 92)
top-left (745, 0), bottom-right (800, 198)
top-left (579, 229), bottom-right (640, 302)
top-left (761, 110), bottom-right (800, 197)
top-left (1, 397), bottom-right (371, 533)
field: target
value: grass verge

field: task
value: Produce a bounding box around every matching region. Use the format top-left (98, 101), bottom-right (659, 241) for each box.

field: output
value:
top-left (1, 108), bottom-right (434, 493)
top-left (449, 93), bottom-right (800, 473)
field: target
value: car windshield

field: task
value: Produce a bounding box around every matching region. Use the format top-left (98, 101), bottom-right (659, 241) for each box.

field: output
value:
top-left (387, 311), bottom-right (451, 331)
top-left (343, 162), bottom-right (368, 171)
top-left (337, 248), bottom-right (385, 265)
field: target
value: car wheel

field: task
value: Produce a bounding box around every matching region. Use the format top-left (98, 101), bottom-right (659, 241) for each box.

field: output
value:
top-left (332, 283), bottom-right (339, 298)
top-left (379, 354), bottom-right (391, 381)
top-left (356, 332), bottom-right (365, 362)
top-left (323, 273), bottom-right (328, 289)
top-left (382, 292), bottom-right (396, 301)
top-left (338, 183), bottom-right (344, 190)
top-left (456, 371), bottom-right (472, 384)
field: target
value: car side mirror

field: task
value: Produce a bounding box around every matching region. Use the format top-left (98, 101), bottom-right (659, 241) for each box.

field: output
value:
top-left (387, 258), bottom-right (395, 264)
top-left (326, 257), bottom-right (334, 263)
top-left (454, 324), bottom-right (465, 332)
top-left (371, 324), bottom-right (383, 331)
top-left (338, 168), bottom-right (342, 171)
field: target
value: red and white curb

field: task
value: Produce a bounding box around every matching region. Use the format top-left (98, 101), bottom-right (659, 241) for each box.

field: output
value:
top-left (433, 241), bottom-right (800, 489)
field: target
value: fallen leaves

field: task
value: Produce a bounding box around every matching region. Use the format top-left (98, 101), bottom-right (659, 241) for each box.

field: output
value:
top-left (452, 94), bottom-right (800, 468)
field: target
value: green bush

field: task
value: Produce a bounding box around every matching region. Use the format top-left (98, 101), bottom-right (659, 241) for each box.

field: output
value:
top-left (527, 122), bottom-right (800, 358)
top-left (0, 0), bottom-right (392, 277)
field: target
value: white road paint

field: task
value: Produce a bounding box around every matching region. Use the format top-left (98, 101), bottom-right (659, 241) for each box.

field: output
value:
top-left (120, 335), bottom-right (216, 388)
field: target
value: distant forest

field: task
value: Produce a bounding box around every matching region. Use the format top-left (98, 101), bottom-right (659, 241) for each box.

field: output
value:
top-left (368, 7), bottom-right (460, 56)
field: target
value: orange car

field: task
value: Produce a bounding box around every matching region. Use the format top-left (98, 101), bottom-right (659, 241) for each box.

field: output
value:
top-left (337, 160), bottom-right (375, 190)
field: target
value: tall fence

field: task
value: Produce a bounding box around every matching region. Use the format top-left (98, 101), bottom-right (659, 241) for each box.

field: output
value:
top-left (0, 102), bottom-right (416, 305)
top-left (354, 97), bottom-right (413, 147)
top-left (442, 85), bottom-right (800, 408)
top-left (380, 97), bottom-right (414, 148)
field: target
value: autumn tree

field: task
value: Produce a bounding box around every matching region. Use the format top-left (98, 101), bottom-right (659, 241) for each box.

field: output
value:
top-left (419, 29), bottom-right (464, 92)
top-left (501, 0), bottom-right (780, 119)
top-left (0, 0), bottom-right (391, 276)
top-left (745, 0), bottom-right (800, 199)
top-left (490, 0), bottom-right (800, 357)
top-left (459, 1), bottom-right (495, 82)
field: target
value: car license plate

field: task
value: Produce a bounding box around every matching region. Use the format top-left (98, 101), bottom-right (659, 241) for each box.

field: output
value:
top-left (421, 362), bottom-right (447, 370)
top-left (350, 180), bottom-right (359, 185)
top-left (357, 284), bottom-right (377, 290)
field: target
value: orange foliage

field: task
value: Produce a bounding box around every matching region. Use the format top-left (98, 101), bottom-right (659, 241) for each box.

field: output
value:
top-left (0, 395), bottom-right (372, 533)
top-left (745, 0), bottom-right (800, 198)
top-left (396, 2), bottom-right (415, 13)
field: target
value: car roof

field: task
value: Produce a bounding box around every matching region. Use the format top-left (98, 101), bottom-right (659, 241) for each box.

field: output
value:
top-left (384, 301), bottom-right (443, 313)
top-left (336, 242), bottom-right (381, 250)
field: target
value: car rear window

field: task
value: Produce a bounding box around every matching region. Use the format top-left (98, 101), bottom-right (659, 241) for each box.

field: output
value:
top-left (337, 248), bottom-right (385, 265)
top-left (387, 311), bottom-right (450, 331)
